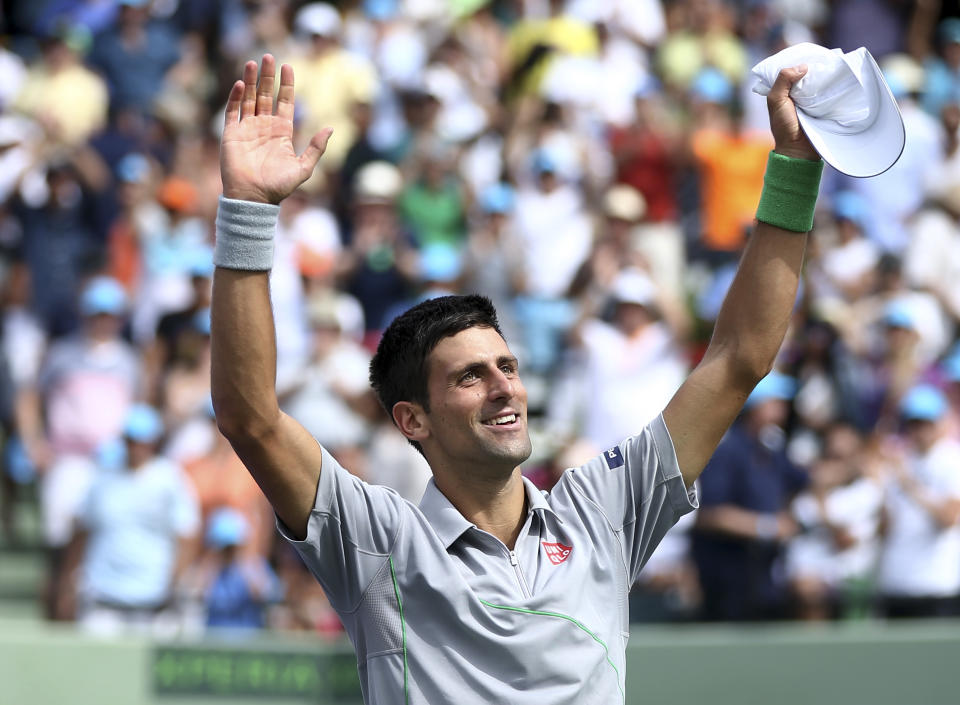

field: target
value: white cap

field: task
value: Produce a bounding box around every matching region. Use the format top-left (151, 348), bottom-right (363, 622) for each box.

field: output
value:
top-left (354, 161), bottom-right (402, 202)
top-left (295, 3), bottom-right (341, 38)
top-left (751, 43), bottom-right (905, 178)
top-left (610, 268), bottom-right (656, 307)
top-left (603, 185), bottom-right (646, 222)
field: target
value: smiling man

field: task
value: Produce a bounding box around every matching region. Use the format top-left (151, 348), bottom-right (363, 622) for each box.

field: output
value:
top-left (211, 54), bottom-right (821, 704)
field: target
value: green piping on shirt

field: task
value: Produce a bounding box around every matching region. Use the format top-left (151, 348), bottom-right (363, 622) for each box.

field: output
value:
top-left (478, 599), bottom-right (625, 703)
top-left (389, 557), bottom-right (409, 704)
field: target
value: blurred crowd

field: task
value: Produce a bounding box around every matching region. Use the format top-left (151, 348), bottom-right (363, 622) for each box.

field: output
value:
top-left (2, 0), bottom-right (960, 637)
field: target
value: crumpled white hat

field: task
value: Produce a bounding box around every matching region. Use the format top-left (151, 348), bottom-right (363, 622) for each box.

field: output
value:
top-left (751, 43), bottom-right (905, 178)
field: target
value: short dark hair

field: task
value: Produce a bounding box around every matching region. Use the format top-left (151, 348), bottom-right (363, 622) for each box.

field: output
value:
top-left (369, 295), bottom-right (503, 451)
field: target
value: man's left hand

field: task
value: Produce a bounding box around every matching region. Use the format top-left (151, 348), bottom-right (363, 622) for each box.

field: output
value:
top-left (766, 66), bottom-right (820, 162)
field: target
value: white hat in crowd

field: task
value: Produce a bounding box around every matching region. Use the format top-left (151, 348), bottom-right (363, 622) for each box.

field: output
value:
top-left (354, 161), bottom-right (403, 203)
top-left (295, 3), bottom-right (342, 38)
top-left (603, 185), bottom-right (647, 222)
top-left (610, 268), bottom-right (656, 307)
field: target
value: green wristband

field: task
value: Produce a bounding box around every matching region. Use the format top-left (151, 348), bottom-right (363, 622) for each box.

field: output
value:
top-left (755, 151), bottom-right (824, 233)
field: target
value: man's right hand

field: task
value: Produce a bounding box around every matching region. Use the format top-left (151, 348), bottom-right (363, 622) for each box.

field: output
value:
top-left (220, 54), bottom-right (332, 205)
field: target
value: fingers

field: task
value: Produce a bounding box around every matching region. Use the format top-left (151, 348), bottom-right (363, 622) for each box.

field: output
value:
top-left (277, 63), bottom-right (296, 122)
top-left (769, 64), bottom-right (808, 101)
top-left (224, 80), bottom-right (244, 126)
top-left (299, 128), bottom-right (334, 175)
top-left (257, 54), bottom-right (276, 116)
top-left (240, 61), bottom-right (258, 119)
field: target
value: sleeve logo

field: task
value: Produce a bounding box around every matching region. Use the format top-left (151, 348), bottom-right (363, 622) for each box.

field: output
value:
top-left (542, 541), bottom-right (573, 565)
top-left (603, 446), bottom-right (624, 469)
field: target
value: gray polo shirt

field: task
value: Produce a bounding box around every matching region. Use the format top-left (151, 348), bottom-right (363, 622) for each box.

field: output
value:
top-left (280, 414), bottom-right (698, 704)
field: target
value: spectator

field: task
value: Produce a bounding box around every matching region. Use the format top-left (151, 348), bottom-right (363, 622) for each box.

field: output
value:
top-left (16, 277), bottom-right (142, 619)
top-left (399, 142), bottom-right (466, 249)
top-left (336, 100), bottom-right (388, 229)
top-left (786, 423), bottom-right (883, 620)
top-left (339, 161), bottom-right (415, 341)
top-left (0, 262), bottom-right (46, 542)
top-left (904, 187), bottom-right (960, 322)
top-left (282, 295), bottom-right (378, 454)
top-left (512, 149), bottom-right (591, 373)
top-left (14, 157), bottom-right (106, 337)
top-left (609, 78), bottom-right (682, 221)
top-left (289, 3), bottom-right (378, 169)
top-left (160, 308), bottom-right (212, 432)
top-left (88, 0), bottom-right (182, 115)
top-left (201, 507), bottom-right (282, 631)
top-left (845, 54), bottom-right (942, 254)
top-left (147, 248), bottom-right (214, 396)
top-left (132, 176), bottom-right (210, 343)
top-left (877, 385), bottom-right (960, 617)
top-left (568, 185), bottom-right (650, 299)
top-left (181, 405), bottom-right (275, 561)
top-left (69, 403), bottom-right (199, 635)
top-left (560, 268), bottom-right (688, 451)
top-left (504, 0), bottom-right (598, 99)
top-left (813, 191), bottom-right (881, 303)
top-left (12, 23), bottom-right (107, 147)
top-left (689, 67), bottom-right (773, 260)
top-left (922, 18), bottom-right (960, 119)
top-left (657, 0), bottom-right (748, 90)
top-left (692, 372), bottom-right (809, 621)
top-left (461, 182), bottom-right (524, 345)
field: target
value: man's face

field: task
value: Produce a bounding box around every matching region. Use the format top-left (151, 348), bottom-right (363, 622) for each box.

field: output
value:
top-left (905, 418), bottom-right (941, 452)
top-left (421, 326), bottom-right (531, 475)
top-left (750, 397), bottom-right (789, 429)
top-left (85, 312), bottom-right (124, 341)
top-left (125, 438), bottom-right (156, 468)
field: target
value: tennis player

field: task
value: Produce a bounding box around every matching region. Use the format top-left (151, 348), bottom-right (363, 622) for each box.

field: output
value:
top-left (211, 54), bottom-right (821, 704)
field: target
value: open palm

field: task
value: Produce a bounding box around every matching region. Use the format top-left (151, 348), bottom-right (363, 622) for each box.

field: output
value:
top-left (220, 55), bottom-right (332, 205)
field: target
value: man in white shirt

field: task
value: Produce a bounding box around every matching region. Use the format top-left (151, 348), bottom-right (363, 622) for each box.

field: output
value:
top-left (879, 385), bottom-right (960, 617)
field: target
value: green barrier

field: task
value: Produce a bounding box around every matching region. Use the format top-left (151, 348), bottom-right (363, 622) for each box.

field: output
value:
top-left (152, 645), bottom-right (362, 701)
top-left (3, 618), bottom-right (960, 705)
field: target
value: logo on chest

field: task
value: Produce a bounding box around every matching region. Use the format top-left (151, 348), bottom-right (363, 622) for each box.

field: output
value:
top-left (541, 541), bottom-right (573, 565)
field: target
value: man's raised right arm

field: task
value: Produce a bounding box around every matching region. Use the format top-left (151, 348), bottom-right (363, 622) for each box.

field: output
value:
top-left (211, 55), bottom-right (332, 540)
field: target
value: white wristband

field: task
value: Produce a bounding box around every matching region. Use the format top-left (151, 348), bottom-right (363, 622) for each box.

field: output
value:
top-left (213, 195), bottom-right (280, 271)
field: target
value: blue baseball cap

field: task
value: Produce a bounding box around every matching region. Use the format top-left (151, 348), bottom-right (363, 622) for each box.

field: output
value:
top-left (206, 507), bottom-right (249, 548)
top-left (883, 301), bottom-right (915, 330)
top-left (832, 190), bottom-right (868, 227)
top-left (80, 276), bottom-right (127, 317)
top-left (900, 384), bottom-right (948, 421)
top-left (942, 353), bottom-right (960, 382)
top-left (940, 17), bottom-right (960, 44)
top-left (419, 243), bottom-right (462, 283)
top-left (188, 246), bottom-right (215, 278)
top-left (690, 67), bottom-right (734, 104)
top-left (745, 371), bottom-right (796, 409)
top-left (364, 0), bottom-right (398, 20)
top-left (116, 153), bottom-right (150, 184)
top-left (634, 74), bottom-right (662, 99)
top-left (123, 403), bottom-right (164, 443)
top-left (193, 308), bottom-right (211, 336)
top-left (480, 183), bottom-right (515, 214)
top-left (531, 149), bottom-right (558, 175)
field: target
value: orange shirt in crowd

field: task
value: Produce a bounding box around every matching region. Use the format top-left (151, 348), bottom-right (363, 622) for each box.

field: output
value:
top-left (691, 128), bottom-right (773, 251)
top-left (183, 439), bottom-right (274, 558)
